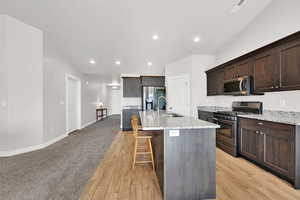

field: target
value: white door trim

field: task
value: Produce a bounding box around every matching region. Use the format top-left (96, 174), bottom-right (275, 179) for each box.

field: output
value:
top-left (65, 74), bottom-right (82, 134)
top-left (166, 74), bottom-right (191, 116)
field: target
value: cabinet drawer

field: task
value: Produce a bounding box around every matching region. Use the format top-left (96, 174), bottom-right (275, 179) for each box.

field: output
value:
top-left (239, 117), bottom-right (294, 136)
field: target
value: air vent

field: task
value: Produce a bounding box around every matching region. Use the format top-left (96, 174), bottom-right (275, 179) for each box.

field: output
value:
top-left (231, 0), bottom-right (247, 13)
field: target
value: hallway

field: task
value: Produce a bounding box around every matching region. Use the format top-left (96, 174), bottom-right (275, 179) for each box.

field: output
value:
top-left (0, 116), bottom-right (120, 200)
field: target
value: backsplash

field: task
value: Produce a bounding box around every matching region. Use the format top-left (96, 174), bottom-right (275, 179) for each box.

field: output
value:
top-left (212, 90), bottom-right (300, 112)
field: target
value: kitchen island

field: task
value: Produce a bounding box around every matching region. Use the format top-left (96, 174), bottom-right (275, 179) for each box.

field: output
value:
top-left (139, 111), bottom-right (219, 200)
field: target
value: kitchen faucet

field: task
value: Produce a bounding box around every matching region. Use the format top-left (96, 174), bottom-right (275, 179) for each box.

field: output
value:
top-left (157, 96), bottom-right (167, 116)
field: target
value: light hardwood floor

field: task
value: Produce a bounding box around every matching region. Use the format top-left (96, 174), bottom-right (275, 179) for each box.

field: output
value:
top-left (80, 132), bottom-right (300, 200)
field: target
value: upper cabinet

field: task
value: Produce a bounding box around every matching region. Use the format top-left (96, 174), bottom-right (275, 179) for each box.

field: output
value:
top-left (253, 49), bottom-right (278, 92)
top-left (224, 59), bottom-right (253, 81)
top-left (278, 38), bottom-right (300, 91)
top-left (224, 65), bottom-right (236, 80)
top-left (140, 76), bottom-right (165, 87)
top-left (207, 69), bottom-right (224, 96)
top-left (123, 77), bottom-right (141, 97)
top-left (206, 31), bottom-right (300, 96)
top-left (236, 58), bottom-right (253, 78)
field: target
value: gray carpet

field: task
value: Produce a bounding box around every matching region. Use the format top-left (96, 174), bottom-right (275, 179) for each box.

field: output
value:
top-left (0, 115), bottom-right (120, 200)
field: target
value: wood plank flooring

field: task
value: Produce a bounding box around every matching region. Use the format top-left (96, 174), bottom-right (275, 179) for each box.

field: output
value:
top-left (80, 132), bottom-right (300, 200)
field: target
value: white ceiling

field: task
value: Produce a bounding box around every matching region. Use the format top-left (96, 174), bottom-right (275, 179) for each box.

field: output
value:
top-left (0, 0), bottom-right (272, 80)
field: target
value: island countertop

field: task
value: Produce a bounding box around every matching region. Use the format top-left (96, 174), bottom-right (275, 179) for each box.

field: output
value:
top-left (139, 111), bottom-right (219, 130)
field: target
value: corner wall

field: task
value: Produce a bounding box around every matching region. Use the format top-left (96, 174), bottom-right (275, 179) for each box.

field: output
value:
top-left (165, 55), bottom-right (216, 118)
top-left (0, 15), bottom-right (43, 152)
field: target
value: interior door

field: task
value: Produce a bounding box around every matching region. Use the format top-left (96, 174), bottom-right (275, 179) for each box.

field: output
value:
top-left (67, 77), bottom-right (80, 133)
top-left (110, 89), bottom-right (121, 115)
top-left (167, 76), bottom-right (190, 116)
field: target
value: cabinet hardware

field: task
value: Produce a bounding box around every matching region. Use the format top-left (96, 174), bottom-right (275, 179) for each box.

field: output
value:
top-left (257, 122), bottom-right (264, 125)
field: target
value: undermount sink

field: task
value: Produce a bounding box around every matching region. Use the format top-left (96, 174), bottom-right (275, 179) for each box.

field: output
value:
top-left (162, 113), bottom-right (184, 118)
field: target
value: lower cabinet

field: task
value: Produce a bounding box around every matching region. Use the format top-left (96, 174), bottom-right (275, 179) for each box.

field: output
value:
top-left (122, 109), bottom-right (141, 131)
top-left (239, 118), bottom-right (297, 185)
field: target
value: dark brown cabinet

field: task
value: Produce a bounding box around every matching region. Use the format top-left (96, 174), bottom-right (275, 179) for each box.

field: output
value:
top-left (206, 31), bottom-right (300, 95)
top-left (140, 76), bottom-right (165, 87)
top-left (207, 69), bottom-right (224, 96)
top-left (253, 49), bottom-right (278, 92)
top-left (239, 121), bottom-right (260, 161)
top-left (239, 118), bottom-right (296, 182)
top-left (224, 65), bottom-right (236, 80)
top-left (278, 38), bottom-right (300, 91)
top-left (236, 58), bottom-right (253, 78)
top-left (263, 126), bottom-right (295, 179)
top-left (123, 77), bottom-right (141, 97)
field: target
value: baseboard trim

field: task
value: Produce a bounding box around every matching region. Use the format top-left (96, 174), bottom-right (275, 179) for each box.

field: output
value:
top-left (81, 120), bottom-right (96, 129)
top-left (0, 133), bottom-right (68, 157)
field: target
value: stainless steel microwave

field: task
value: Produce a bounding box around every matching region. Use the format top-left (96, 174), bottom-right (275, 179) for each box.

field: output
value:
top-left (223, 76), bottom-right (252, 96)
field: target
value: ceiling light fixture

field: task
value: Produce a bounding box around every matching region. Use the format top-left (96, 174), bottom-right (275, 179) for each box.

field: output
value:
top-left (115, 60), bottom-right (121, 65)
top-left (193, 37), bottom-right (200, 43)
top-left (152, 34), bottom-right (159, 40)
top-left (231, 0), bottom-right (246, 13)
top-left (89, 60), bottom-right (96, 64)
top-left (147, 61), bottom-right (153, 66)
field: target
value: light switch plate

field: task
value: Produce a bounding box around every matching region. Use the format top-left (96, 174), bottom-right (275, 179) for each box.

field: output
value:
top-left (169, 130), bottom-right (180, 137)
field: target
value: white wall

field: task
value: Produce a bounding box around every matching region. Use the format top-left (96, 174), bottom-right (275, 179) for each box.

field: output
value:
top-left (213, 0), bottom-right (300, 112)
top-left (0, 15), bottom-right (112, 155)
top-left (0, 15), bottom-right (43, 151)
top-left (165, 55), bottom-right (215, 118)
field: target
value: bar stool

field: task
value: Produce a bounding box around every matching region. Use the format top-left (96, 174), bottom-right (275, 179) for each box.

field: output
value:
top-left (131, 115), bottom-right (155, 171)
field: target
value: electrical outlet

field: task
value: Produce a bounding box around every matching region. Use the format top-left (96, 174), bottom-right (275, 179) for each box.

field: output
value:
top-left (169, 130), bottom-right (180, 137)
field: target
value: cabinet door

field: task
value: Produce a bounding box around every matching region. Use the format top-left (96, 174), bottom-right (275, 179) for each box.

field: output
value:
top-left (207, 70), bottom-right (224, 96)
top-left (262, 125), bottom-right (295, 179)
top-left (141, 76), bottom-right (165, 87)
top-left (253, 49), bottom-right (278, 92)
top-left (207, 72), bottom-right (217, 96)
top-left (279, 38), bottom-right (300, 91)
top-left (224, 65), bottom-right (236, 80)
top-left (123, 77), bottom-right (141, 97)
top-left (240, 126), bottom-right (260, 162)
top-left (236, 59), bottom-right (253, 77)
top-left (215, 69), bottom-right (224, 94)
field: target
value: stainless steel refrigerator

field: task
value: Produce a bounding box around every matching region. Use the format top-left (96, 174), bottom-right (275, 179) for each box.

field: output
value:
top-left (142, 86), bottom-right (166, 111)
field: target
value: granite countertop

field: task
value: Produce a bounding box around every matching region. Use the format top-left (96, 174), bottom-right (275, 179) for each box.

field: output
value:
top-left (238, 110), bottom-right (300, 126)
top-left (139, 111), bottom-right (220, 130)
top-left (197, 106), bottom-right (231, 113)
top-left (198, 106), bottom-right (300, 126)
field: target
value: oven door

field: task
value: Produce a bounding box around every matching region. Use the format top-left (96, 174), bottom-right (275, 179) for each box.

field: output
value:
top-left (214, 119), bottom-right (236, 146)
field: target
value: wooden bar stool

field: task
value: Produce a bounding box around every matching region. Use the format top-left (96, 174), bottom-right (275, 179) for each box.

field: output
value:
top-left (131, 115), bottom-right (155, 171)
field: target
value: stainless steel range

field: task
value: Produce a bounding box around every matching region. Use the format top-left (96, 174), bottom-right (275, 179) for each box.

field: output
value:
top-left (213, 102), bottom-right (263, 156)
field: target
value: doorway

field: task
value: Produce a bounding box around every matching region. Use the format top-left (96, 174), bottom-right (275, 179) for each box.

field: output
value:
top-left (166, 75), bottom-right (190, 116)
top-left (66, 74), bottom-right (81, 134)
top-left (110, 89), bottom-right (121, 115)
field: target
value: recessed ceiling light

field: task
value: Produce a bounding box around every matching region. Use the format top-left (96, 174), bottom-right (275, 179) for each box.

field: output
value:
top-left (193, 37), bottom-right (200, 43)
top-left (115, 60), bottom-right (121, 65)
top-left (147, 62), bottom-right (153, 66)
top-left (152, 34), bottom-right (159, 40)
top-left (89, 60), bottom-right (96, 64)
